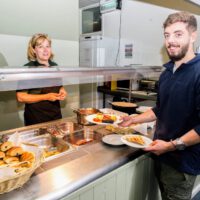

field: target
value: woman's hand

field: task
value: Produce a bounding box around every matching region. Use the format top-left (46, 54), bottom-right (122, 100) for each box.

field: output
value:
top-left (58, 87), bottom-right (67, 100)
top-left (46, 93), bottom-right (62, 101)
top-left (143, 139), bottom-right (175, 155)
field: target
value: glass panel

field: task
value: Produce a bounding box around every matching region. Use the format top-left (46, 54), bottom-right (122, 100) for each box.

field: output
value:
top-left (0, 66), bottom-right (146, 91)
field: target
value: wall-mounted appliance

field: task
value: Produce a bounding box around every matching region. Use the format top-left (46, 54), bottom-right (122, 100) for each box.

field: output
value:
top-left (100, 0), bottom-right (121, 13)
top-left (81, 5), bottom-right (102, 35)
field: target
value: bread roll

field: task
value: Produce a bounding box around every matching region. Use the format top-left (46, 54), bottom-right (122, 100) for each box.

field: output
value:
top-left (0, 160), bottom-right (6, 166)
top-left (3, 156), bottom-right (19, 164)
top-left (0, 151), bottom-right (5, 159)
top-left (20, 151), bottom-right (35, 164)
top-left (6, 147), bottom-right (24, 157)
top-left (0, 141), bottom-right (13, 152)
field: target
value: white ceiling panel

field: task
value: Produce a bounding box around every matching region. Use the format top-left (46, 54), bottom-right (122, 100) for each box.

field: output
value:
top-left (79, 0), bottom-right (100, 8)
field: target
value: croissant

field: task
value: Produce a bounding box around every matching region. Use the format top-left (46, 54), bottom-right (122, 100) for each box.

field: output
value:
top-left (6, 147), bottom-right (24, 157)
top-left (0, 141), bottom-right (13, 152)
top-left (0, 151), bottom-right (5, 159)
top-left (3, 156), bottom-right (19, 164)
top-left (0, 160), bottom-right (6, 166)
top-left (20, 151), bottom-right (35, 165)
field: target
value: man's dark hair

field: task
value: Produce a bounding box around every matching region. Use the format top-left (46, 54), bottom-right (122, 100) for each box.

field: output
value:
top-left (163, 11), bottom-right (197, 32)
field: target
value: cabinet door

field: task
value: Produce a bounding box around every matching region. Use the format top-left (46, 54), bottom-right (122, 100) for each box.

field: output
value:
top-left (116, 170), bottom-right (127, 200)
top-left (62, 155), bottom-right (161, 200)
top-left (94, 175), bottom-right (116, 200)
top-left (65, 197), bottom-right (79, 200)
top-left (62, 194), bottom-right (79, 200)
top-left (130, 155), bottom-right (161, 200)
top-left (80, 188), bottom-right (93, 200)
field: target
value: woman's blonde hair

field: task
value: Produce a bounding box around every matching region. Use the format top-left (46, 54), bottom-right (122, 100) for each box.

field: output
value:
top-left (27, 33), bottom-right (54, 61)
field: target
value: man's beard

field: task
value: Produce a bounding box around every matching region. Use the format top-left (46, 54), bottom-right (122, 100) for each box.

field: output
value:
top-left (166, 43), bottom-right (189, 61)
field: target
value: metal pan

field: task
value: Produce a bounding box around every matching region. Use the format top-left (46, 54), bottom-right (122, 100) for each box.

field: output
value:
top-left (73, 108), bottom-right (101, 125)
top-left (110, 102), bottom-right (138, 115)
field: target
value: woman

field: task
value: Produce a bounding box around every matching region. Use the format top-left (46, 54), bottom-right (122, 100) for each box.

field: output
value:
top-left (16, 33), bottom-right (67, 126)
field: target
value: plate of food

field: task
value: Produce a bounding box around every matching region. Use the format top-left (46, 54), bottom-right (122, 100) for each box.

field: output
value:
top-left (85, 113), bottom-right (122, 125)
top-left (121, 134), bottom-right (152, 148)
top-left (105, 125), bottom-right (135, 135)
top-left (102, 134), bottom-right (124, 146)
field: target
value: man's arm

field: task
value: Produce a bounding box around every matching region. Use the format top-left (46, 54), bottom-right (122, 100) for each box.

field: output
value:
top-left (120, 109), bottom-right (157, 127)
top-left (178, 129), bottom-right (200, 146)
top-left (144, 129), bottom-right (200, 155)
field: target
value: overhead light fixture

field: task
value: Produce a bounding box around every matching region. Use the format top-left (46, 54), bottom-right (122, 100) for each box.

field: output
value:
top-left (188, 0), bottom-right (200, 6)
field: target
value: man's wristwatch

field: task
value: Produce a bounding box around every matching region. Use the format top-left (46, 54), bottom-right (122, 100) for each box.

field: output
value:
top-left (174, 138), bottom-right (186, 150)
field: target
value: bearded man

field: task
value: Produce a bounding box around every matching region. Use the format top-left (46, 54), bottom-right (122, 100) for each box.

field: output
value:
top-left (121, 11), bottom-right (200, 200)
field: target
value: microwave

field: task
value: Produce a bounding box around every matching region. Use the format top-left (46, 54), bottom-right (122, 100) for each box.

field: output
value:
top-left (81, 5), bottom-right (102, 35)
top-left (81, 0), bottom-right (121, 35)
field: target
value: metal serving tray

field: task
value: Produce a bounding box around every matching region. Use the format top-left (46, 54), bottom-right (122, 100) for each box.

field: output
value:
top-left (40, 122), bottom-right (83, 138)
top-left (23, 134), bottom-right (76, 162)
top-left (63, 128), bottom-right (101, 147)
top-left (19, 129), bottom-right (40, 141)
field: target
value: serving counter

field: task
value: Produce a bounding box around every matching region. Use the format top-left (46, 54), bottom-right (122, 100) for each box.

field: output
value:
top-left (0, 118), bottom-right (158, 200)
top-left (0, 107), bottom-right (199, 200)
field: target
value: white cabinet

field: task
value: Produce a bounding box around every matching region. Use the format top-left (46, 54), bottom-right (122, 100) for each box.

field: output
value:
top-left (61, 155), bottom-right (161, 200)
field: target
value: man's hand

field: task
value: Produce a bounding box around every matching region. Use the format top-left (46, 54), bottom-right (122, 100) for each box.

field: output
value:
top-left (144, 139), bottom-right (175, 155)
top-left (119, 116), bottom-right (134, 127)
top-left (119, 109), bottom-right (157, 127)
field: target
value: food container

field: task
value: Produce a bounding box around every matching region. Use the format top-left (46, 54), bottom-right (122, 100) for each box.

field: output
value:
top-left (19, 129), bottom-right (40, 141)
top-left (63, 128), bottom-right (101, 146)
top-left (111, 102), bottom-right (138, 115)
top-left (23, 134), bottom-right (74, 161)
top-left (57, 122), bottom-right (74, 134)
top-left (73, 108), bottom-right (101, 125)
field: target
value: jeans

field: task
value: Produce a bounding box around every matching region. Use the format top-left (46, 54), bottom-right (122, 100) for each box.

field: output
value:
top-left (154, 161), bottom-right (196, 200)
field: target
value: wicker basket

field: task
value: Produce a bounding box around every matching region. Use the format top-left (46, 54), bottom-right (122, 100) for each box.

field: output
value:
top-left (0, 143), bottom-right (44, 195)
top-left (0, 162), bottom-right (40, 194)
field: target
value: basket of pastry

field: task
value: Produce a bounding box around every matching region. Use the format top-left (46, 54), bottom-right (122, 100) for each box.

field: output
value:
top-left (0, 140), bottom-right (43, 194)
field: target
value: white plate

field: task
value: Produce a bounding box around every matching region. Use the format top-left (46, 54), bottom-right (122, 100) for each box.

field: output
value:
top-left (102, 134), bottom-right (124, 146)
top-left (121, 134), bottom-right (152, 148)
top-left (136, 106), bottom-right (152, 113)
top-left (85, 114), bottom-right (122, 125)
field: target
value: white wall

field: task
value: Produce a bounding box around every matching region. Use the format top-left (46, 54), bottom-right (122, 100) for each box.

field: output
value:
top-left (0, 34), bottom-right (79, 66)
top-left (100, 0), bottom-right (200, 66)
top-left (0, 0), bottom-right (79, 41)
top-left (119, 0), bottom-right (200, 66)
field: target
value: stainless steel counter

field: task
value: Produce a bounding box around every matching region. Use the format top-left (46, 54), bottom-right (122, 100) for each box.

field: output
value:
top-left (0, 124), bottom-right (147, 200)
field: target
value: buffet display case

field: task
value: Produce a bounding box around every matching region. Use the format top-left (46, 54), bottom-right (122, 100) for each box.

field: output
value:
top-left (0, 66), bottom-right (199, 200)
top-left (0, 65), bottom-right (161, 131)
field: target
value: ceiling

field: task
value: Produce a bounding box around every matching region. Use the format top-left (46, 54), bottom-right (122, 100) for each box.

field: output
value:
top-left (79, 0), bottom-right (99, 8)
top-left (134, 0), bottom-right (200, 15)
top-left (79, 0), bottom-right (200, 15)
